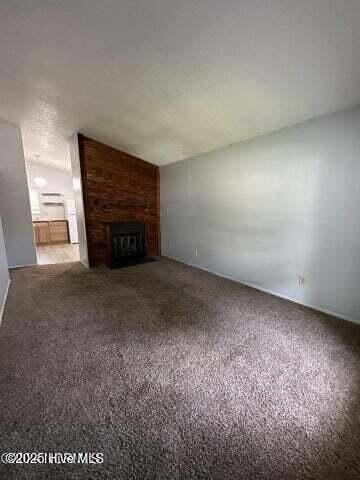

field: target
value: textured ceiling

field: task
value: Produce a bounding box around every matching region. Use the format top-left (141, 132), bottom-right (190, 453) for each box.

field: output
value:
top-left (1, 0), bottom-right (360, 170)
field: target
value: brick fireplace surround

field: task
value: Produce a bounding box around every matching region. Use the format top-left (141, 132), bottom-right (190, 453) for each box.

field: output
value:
top-left (78, 134), bottom-right (160, 267)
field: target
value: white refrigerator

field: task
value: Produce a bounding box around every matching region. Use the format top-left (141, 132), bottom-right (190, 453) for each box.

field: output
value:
top-left (65, 199), bottom-right (79, 244)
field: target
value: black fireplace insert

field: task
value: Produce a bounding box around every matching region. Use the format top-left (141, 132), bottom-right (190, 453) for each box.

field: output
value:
top-left (106, 222), bottom-right (151, 268)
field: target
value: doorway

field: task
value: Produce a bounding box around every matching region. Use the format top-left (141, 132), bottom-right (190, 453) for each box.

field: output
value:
top-left (26, 158), bottom-right (80, 265)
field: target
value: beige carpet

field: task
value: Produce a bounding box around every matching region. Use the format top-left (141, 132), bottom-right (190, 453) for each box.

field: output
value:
top-left (0, 258), bottom-right (359, 479)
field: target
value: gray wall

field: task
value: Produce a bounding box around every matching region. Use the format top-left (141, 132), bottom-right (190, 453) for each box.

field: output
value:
top-left (69, 134), bottom-right (89, 267)
top-left (160, 106), bottom-right (360, 323)
top-left (0, 119), bottom-right (36, 267)
top-left (0, 216), bottom-right (9, 322)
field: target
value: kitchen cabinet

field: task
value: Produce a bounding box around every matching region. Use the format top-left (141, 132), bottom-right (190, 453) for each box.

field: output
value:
top-left (33, 222), bottom-right (50, 245)
top-left (33, 220), bottom-right (69, 246)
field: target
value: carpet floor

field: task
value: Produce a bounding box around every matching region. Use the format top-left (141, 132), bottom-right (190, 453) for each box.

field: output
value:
top-left (0, 258), bottom-right (359, 479)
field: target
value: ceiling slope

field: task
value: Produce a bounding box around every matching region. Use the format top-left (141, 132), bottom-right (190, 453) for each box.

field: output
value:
top-left (1, 0), bottom-right (360, 169)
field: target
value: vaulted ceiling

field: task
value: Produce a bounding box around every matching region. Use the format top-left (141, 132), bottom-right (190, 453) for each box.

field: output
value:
top-left (1, 0), bottom-right (360, 170)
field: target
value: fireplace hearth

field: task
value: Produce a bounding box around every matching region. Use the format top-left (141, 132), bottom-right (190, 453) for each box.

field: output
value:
top-left (106, 222), bottom-right (153, 268)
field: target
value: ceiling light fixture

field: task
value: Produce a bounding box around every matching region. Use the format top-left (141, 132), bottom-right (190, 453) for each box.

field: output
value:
top-left (34, 176), bottom-right (47, 187)
top-left (33, 154), bottom-right (47, 187)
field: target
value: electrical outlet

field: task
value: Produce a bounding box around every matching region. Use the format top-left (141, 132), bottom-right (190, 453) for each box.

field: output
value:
top-left (167, 241), bottom-right (172, 249)
top-left (298, 276), bottom-right (305, 285)
top-left (195, 248), bottom-right (198, 257)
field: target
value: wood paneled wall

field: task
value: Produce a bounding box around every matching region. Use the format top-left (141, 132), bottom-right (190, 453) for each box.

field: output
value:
top-left (78, 134), bottom-right (160, 267)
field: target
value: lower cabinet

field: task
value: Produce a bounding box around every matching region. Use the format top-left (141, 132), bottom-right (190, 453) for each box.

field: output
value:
top-left (34, 222), bottom-right (50, 245)
top-left (33, 221), bottom-right (69, 246)
top-left (49, 221), bottom-right (69, 244)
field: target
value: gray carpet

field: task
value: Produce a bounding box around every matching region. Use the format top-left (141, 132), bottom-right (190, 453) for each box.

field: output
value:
top-left (0, 258), bottom-right (359, 479)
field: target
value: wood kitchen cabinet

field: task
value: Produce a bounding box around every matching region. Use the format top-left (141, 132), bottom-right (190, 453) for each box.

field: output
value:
top-left (33, 221), bottom-right (69, 246)
top-left (49, 221), bottom-right (69, 244)
top-left (33, 222), bottom-right (50, 245)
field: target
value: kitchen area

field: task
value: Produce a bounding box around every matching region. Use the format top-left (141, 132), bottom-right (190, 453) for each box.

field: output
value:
top-left (26, 158), bottom-right (80, 265)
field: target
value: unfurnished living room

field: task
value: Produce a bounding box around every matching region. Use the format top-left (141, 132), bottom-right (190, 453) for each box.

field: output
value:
top-left (0, 1), bottom-right (360, 479)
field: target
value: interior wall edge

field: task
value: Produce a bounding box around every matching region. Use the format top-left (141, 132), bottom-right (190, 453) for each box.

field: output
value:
top-left (80, 259), bottom-right (89, 269)
top-left (68, 133), bottom-right (89, 268)
top-left (0, 278), bottom-right (10, 325)
top-left (0, 119), bottom-right (37, 267)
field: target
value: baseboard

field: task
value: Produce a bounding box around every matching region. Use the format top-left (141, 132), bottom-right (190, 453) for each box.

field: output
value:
top-left (0, 279), bottom-right (10, 325)
top-left (80, 259), bottom-right (89, 268)
top-left (163, 255), bottom-right (360, 326)
top-left (8, 263), bottom-right (37, 270)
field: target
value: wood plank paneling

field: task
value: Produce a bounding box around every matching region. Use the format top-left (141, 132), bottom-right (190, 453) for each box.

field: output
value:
top-left (78, 134), bottom-right (160, 267)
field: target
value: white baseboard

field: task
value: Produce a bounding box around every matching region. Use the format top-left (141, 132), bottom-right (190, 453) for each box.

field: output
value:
top-left (8, 263), bottom-right (37, 270)
top-left (0, 279), bottom-right (10, 325)
top-left (163, 255), bottom-right (360, 326)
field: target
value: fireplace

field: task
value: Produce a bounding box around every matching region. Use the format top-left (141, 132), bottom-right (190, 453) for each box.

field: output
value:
top-left (106, 222), bottom-right (146, 268)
